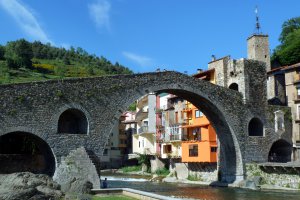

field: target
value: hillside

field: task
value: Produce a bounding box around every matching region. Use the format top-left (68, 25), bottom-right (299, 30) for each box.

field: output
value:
top-left (0, 39), bottom-right (132, 84)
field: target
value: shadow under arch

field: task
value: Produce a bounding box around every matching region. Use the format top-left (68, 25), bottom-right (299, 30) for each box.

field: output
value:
top-left (0, 131), bottom-right (56, 176)
top-left (268, 139), bottom-right (292, 163)
top-left (115, 86), bottom-right (243, 183)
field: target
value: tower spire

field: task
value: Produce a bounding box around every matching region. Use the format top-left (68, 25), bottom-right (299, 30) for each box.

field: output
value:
top-left (255, 6), bottom-right (261, 34)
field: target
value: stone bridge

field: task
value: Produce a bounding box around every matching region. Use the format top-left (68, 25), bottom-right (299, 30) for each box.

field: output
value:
top-left (0, 71), bottom-right (292, 183)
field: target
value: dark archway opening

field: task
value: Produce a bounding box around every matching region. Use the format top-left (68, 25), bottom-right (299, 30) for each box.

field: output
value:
top-left (154, 89), bottom-right (240, 183)
top-left (229, 83), bottom-right (239, 91)
top-left (268, 139), bottom-right (292, 163)
top-left (58, 108), bottom-right (88, 134)
top-left (248, 118), bottom-right (264, 136)
top-left (0, 132), bottom-right (55, 176)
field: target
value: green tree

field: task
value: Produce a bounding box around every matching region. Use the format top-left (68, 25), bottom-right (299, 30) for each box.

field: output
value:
top-left (4, 39), bottom-right (33, 69)
top-left (0, 45), bottom-right (5, 60)
top-left (279, 17), bottom-right (300, 43)
top-left (272, 17), bottom-right (300, 66)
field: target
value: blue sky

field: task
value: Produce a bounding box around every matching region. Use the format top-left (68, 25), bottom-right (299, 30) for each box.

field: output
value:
top-left (0, 0), bottom-right (299, 74)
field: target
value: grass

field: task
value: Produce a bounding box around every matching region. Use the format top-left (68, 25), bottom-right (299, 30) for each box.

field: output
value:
top-left (155, 168), bottom-right (170, 176)
top-left (92, 195), bottom-right (137, 200)
top-left (0, 58), bottom-right (109, 85)
top-left (120, 165), bottom-right (142, 173)
top-left (187, 174), bottom-right (202, 181)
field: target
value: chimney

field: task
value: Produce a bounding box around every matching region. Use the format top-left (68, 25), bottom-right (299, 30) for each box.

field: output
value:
top-left (197, 69), bottom-right (203, 73)
top-left (211, 55), bottom-right (216, 61)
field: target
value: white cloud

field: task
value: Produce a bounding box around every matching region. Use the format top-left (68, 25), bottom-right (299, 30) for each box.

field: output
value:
top-left (0, 0), bottom-right (52, 43)
top-left (122, 51), bottom-right (153, 67)
top-left (88, 0), bottom-right (111, 30)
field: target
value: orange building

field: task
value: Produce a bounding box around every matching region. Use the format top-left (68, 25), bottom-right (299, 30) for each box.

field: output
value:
top-left (181, 69), bottom-right (218, 163)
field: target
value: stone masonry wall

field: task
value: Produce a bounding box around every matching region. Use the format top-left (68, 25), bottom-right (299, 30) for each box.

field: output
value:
top-left (0, 70), bottom-right (292, 182)
top-left (246, 163), bottom-right (300, 189)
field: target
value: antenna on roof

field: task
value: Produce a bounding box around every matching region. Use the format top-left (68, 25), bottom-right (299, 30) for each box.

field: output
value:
top-left (255, 5), bottom-right (261, 34)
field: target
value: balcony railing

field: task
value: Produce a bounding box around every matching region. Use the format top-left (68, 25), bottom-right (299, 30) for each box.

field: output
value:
top-left (170, 134), bottom-right (182, 141)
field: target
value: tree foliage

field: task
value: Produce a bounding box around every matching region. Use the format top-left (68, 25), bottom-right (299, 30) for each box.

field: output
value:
top-left (0, 39), bottom-right (132, 84)
top-left (272, 17), bottom-right (300, 66)
top-left (4, 39), bottom-right (33, 69)
top-left (279, 17), bottom-right (300, 43)
top-left (0, 45), bottom-right (5, 60)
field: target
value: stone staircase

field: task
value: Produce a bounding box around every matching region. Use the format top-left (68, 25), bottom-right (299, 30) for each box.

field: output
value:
top-left (86, 150), bottom-right (102, 177)
top-left (53, 147), bottom-right (100, 189)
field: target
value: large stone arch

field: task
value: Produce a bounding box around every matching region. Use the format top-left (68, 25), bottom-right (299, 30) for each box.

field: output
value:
top-left (0, 131), bottom-right (56, 176)
top-left (103, 74), bottom-right (246, 183)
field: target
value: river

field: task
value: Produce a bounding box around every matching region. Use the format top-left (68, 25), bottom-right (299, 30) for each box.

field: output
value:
top-left (101, 174), bottom-right (300, 200)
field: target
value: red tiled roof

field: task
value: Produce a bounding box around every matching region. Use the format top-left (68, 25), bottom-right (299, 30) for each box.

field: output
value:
top-left (193, 68), bottom-right (215, 78)
top-left (267, 62), bottom-right (300, 74)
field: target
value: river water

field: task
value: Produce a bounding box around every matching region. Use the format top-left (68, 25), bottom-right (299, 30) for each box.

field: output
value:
top-left (102, 175), bottom-right (300, 200)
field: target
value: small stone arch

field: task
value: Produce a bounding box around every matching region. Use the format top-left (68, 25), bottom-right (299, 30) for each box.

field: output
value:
top-left (248, 117), bottom-right (264, 136)
top-left (57, 108), bottom-right (88, 134)
top-left (268, 139), bottom-right (292, 163)
top-left (229, 83), bottom-right (239, 91)
top-left (0, 131), bottom-right (56, 176)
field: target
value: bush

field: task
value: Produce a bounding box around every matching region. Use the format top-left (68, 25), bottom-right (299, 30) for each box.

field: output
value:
top-left (121, 165), bottom-right (141, 173)
top-left (155, 168), bottom-right (169, 176)
top-left (187, 174), bottom-right (202, 181)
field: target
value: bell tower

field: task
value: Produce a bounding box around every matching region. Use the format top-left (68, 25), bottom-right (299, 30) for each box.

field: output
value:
top-left (247, 6), bottom-right (270, 72)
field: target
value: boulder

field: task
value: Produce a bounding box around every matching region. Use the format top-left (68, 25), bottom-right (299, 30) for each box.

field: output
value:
top-left (53, 147), bottom-right (100, 194)
top-left (0, 172), bottom-right (63, 200)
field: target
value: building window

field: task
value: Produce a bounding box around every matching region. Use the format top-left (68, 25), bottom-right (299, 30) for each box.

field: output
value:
top-left (192, 128), bottom-right (201, 141)
top-left (211, 147), bottom-right (217, 152)
top-left (195, 110), bottom-right (203, 118)
top-left (248, 117), bottom-right (264, 136)
top-left (175, 112), bottom-right (178, 123)
top-left (189, 144), bottom-right (198, 157)
top-left (229, 83), bottom-right (239, 91)
top-left (163, 145), bottom-right (172, 154)
top-left (103, 149), bottom-right (108, 155)
top-left (297, 88), bottom-right (300, 99)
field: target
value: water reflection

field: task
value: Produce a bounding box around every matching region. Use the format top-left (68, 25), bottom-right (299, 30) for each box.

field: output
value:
top-left (108, 180), bottom-right (300, 200)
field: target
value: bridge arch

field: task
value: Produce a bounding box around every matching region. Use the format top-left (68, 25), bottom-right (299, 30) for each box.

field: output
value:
top-left (58, 108), bottom-right (88, 134)
top-left (53, 103), bottom-right (91, 135)
top-left (107, 76), bottom-right (245, 183)
top-left (268, 139), bottom-right (292, 163)
top-left (0, 131), bottom-right (56, 176)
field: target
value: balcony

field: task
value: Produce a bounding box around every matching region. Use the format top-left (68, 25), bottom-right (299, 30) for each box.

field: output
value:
top-left (135, 108), bottom-right (148, 121)
top-left (170, 134), bottom-right (182, 141)
top-left (156, 124), bottom-right (165, 131)
top-left (138, 126), bottom-right (155, 135)
top-left (136, 95), bottom-right (148, 109)
top-left (155, 108), bottom-right (163, 114)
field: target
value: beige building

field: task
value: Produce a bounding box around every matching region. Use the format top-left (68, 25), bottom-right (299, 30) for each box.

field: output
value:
top-left (132, 93), bottom-right (157, 155)
top-left (267, 62), bottom-right (300, 161)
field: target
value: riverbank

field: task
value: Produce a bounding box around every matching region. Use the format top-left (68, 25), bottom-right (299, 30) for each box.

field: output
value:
top-left (103, 177), bottom-right (300, 200)
top-left (101, 166), bottom-right (300, 192)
